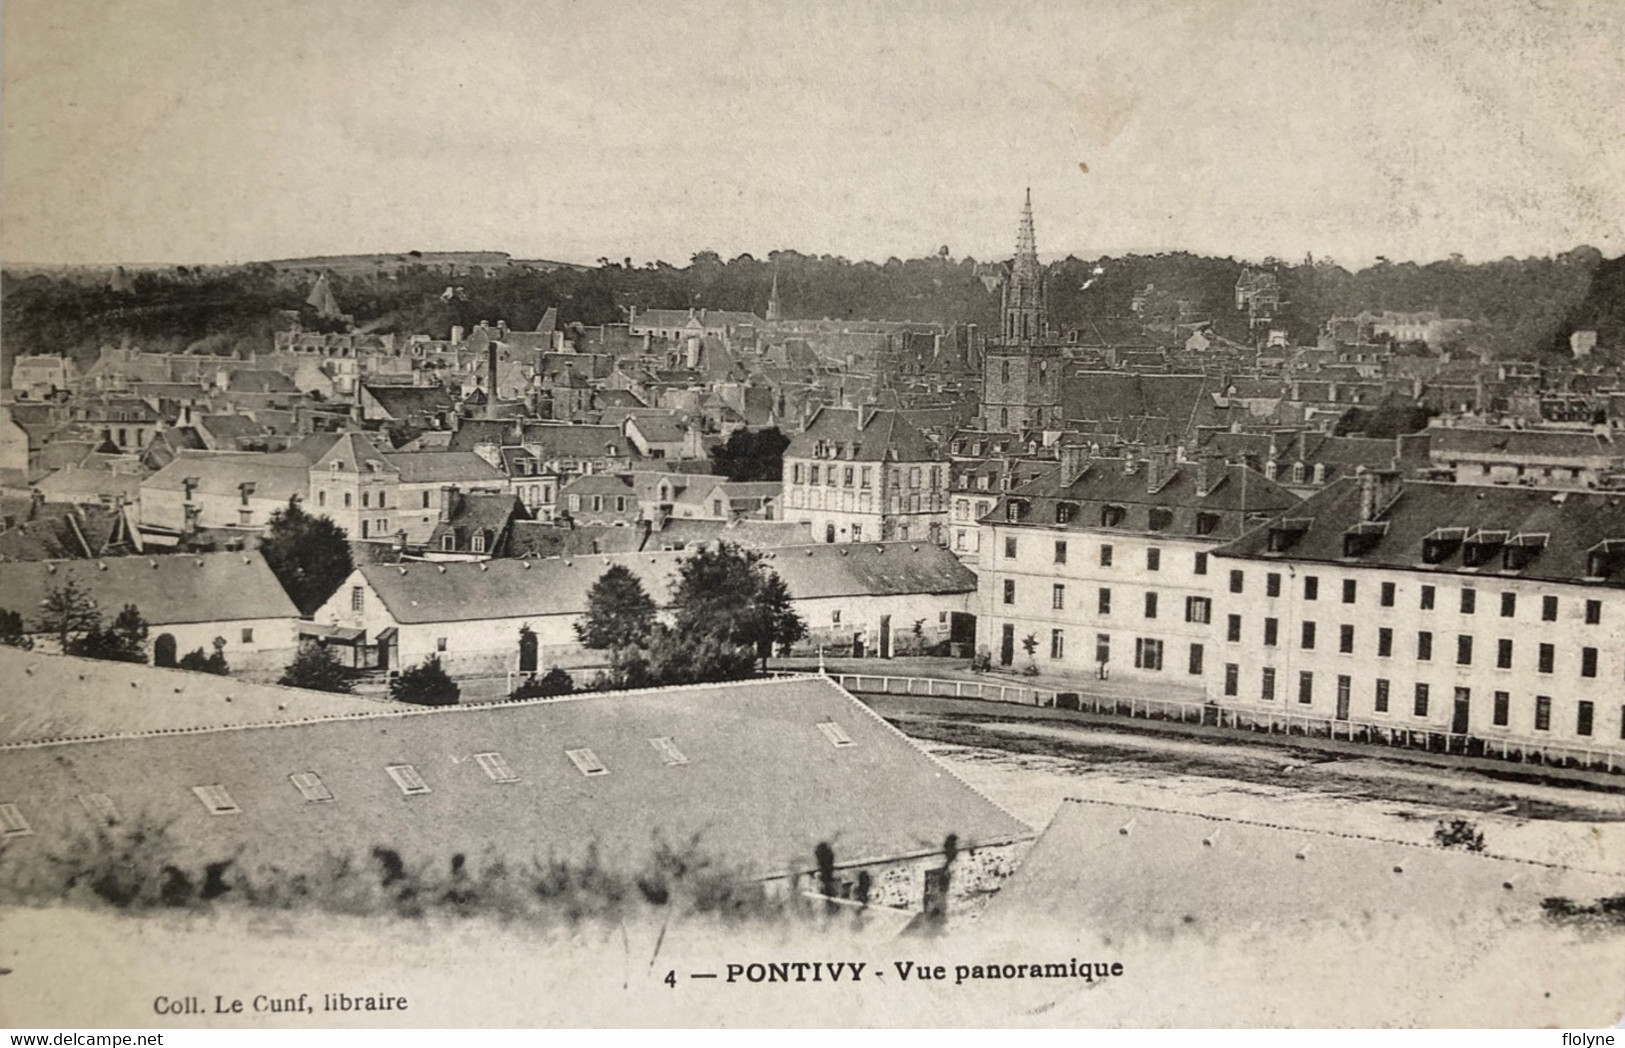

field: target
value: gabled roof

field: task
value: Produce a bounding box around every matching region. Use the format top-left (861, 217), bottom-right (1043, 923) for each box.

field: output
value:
top-left (785, 407), bottom-right (941, 461)
top-left (0, 648), bottom-right (377, 745)
top-left (1428, 427), bottom-right (1618, 460)
top-left (362, 384), bottom-right (455, 419)
top-left (310, 432), bottom-right (395, 474)
top-left (0, 676), bottom-right (1032, 879)
top-left (382, 451), bottom-right (506, 485)
top-left (0, 550), bottom-right (300, 626)
top-left (143, 450), bottom-right (311, 500)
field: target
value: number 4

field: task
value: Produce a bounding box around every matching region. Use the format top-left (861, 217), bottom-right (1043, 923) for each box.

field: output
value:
top-left (664, 970), bottom-right (676, 989)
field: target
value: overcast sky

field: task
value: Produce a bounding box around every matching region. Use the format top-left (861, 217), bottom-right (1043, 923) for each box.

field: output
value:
top-left (4, 0), bottom-right (1623, 267)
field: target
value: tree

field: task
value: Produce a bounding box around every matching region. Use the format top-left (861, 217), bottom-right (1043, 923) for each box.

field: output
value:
top-left (279, 644), bottom-right (355, 693)
top-left (708, 427), bottom-right (791, 482)
top-left (389, 654), bottom-right (459, 706)
top-left (36, 578), bottom-right (101, 652)
top-left (259, 498), bottom-right (355, 616)
top-left (178, 637), bottom-right (230, 676)
top-left (0, 608), bottom-right (31, 649)
top-left (661, 542), bottom-right (806, 678)
top-left (71, 604), bottom-right (149, 664)
top-left (575, 565), bottom-right (657, 650)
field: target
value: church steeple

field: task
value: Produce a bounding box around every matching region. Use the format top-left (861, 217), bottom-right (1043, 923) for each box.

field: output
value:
top-left (1002, 189), bottom-right (1045, 342)
top-left (766, 268), bottom-right (782, 322)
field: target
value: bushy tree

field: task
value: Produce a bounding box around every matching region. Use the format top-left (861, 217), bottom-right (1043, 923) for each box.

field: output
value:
top-left (0, 608), bottom-right (31, 649)
top-left (35, 578), bottom-right (101, 652)
top-left (178, 637), bottom-right (230, 676)
top-left (279, 644), bottom-right (355, 693)
top-left (510, 666), bottom-right (575, 699)
top-left (659, 542), bottom-right (806, 679)
top-left (259, 498), bottom-right (355, 615)
top-left (389, 654), bottom-right (459, 706)
top-left (58, 600), bottom-right (149, 664)
top-left (575, 565), bottom-right (657, 650)
top-left (708, 426), bottom-right (790, 482)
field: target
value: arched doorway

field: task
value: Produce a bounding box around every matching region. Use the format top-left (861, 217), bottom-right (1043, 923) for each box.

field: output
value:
top-left (154, 633), bottom-right (178, 667)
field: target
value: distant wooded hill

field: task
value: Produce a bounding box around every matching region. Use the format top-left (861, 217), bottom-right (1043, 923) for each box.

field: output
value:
top-left (3, 246), bottom-right (1619, 365)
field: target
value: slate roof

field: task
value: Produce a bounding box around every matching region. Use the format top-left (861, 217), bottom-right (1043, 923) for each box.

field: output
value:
top-left (0, 676), bottom-right (1032, 879)
top-left (508, 522), bottom-right (647, 558)
top-left (995, 457), bottom-right (1302, 540)
top-left (1429, 427), bottom-right (1620, 461)
top-left (0, 648), bottom-right (377, 745)
top-left (382, 451), bottom-right (506, 485)
top-left (352, 541), bottom-right (975, 625)
top-left (362, 384), bottom-right (455, 419)
top-left (0, 550), bottom-right (300, 626)
top-left (646, 519), bottom-right (814, 550)
top-left (983, 798), bottom-right (1624, 937)
top-left (1063, 372), bottom-right (1216, 433)
top-left (785, 407), bottom-right (941, 462)
top-left (1213, 476), bottom-right (1625, 588)
top-left (143, 451), bottom-right (311, 501)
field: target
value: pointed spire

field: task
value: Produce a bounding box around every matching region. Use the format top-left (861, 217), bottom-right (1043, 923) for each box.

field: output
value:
top-left (1014, 187), bottom-right (1038, 270)
top-left (766, 268), bottom-right (782, 322)
top-left (306, 272), bottom-right (342, 320)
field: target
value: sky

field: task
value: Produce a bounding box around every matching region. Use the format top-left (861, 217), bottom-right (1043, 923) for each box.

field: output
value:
top-left (4, 0), bottom-right (1623, 267)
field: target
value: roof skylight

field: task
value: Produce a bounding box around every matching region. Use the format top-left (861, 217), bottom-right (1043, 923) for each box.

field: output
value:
top-left (817, 721), bottom-right (856, 747)
top-left (0, 802), bottom-right (34, 837)
top-left (191, 784), bottom-right (242, 815)
top-left (386, 764), bottom-right (431, 796)
top-left (648, 737), bottom-right (689, 766)
top-left (474, 752), bottom-right (520, 783)
top-left (289, 772), bottom-right (335, 803)
top-left (565, 748), bottom-right (608, 776)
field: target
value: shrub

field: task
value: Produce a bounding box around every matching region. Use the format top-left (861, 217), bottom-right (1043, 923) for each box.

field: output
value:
top-left (279, 644), bottom-right (355, 693)
top-left (388, 655), bottom-right (459, 706)
top-left (510, 666), bottom-right (575, 699)
top-left (1432, 817), bottom-right (1486, 853)
top-left (178, 637), bottom-right (230, 676)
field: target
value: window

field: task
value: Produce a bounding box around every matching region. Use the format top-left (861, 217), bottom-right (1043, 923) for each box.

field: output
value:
top-left (441, 535), bottom-right (455, 552)
top-left (0, 802), bottom-right (34, 838)
top-left (1101, 505), bottom-right (1126, 527)
top-left (1100, 544), bottom-right (1114, 567)
top-left (387, 764), bottom-right (430, 795)
top-left (289, 772), bottom-right (334, 802)
top-left (793, 463), bottom-right (803, 484)
top-left (1417, 631), bottom-right (1433, 661)
top-left (1224, 663), bottom-right (1239, 696)
top-left (1260, 667), bottom-right (1276, 701)
top-left (1195, 512), bottom-right (1221, 536)
top-left (1380, 582), bottom-right (1395, 608)
top-left (1378, 627), bottom-right (1393, 657)
top-left (1500, 592), bottom-right (1516, 618)
top-left (436, 637), bottom-right (447, 652)
top-left (1144, 592), bottom-right (1158, 619)
top-left (1050, 629), bottom-right (1065, 660)
top-left (1413, 683), bottom-right (1430, 718)
top-left (1301, 621), bottom-right (1316, 650)
top-left (1304, 576), bottom-right (1319, 601)
top-left (1336, 674), bottom-right (1351, 711)
top-left (1342, 579), bottom-right (1356, 604)
top-left (1098, 588), bottom-right (1112, 615)
top-left (362, 490), bottom-right (370, 509)
top-left (566, 748), bottom-right (609, 775)
top-left (1003, 579), bottom-right (1015, 605)
top-left (1374, 678), bottom-right (1390, 713)
top-left (1148, 507), bottom-right (1173, 532)
top-left (1229, 570), bottom-right (1244, 594)
top-left (1497, 639), bottom-right (1513, 669)
top-left (344, 492), bottom-right (352, 508)
top-left (1534, 695), bottom-right (1551, 732)
top-left (1266, 573), bottom-right (1281, 598)
top-left (1185, 596), bottom-right (1212, 624)
top-left (1581, 647), bottom-right (1598, 678)
top-left (1226, 614), bottom-right (1241, 642)
top-left (1493, 691), bottom-right (1510, 727)
top-left (1578, 701), bottom-right (1594, 737)
top-left (351, 586), bottom-right (364, 612)
top-left (1585, 599), bottom-right (1602, 625)
top-left (241, 627), bottom-right (254, 644)
top-left (831, 610), bottom-right (842, 625)
top-left (474, 752), bottom-right (520, 783)
top-left (472, 533), bottom-right (487, 554)
top-left (843, 467), bottom-right (854, 487)
top-left (1052, 584), bottom-right (1066, 610)
top-left (1456, 635), bottom-right (1473, 666)
top-left (79, 793), bottom-right (119, 824)
top-left (1460, 588), bottom-right (1476, 615)
top-left (1420, 585), bottom-right (1435, 611)
top-left (1005, 536), bottom-right (1017, 559)
top-left (810, 465), bottom-right (819, 485)
top-left (192, 784), bottom-right (242, 815)
top-left (1339, 624), bottom-right (1354, 654)
top-left (1538, 643), bottom-right (1554, 674)
top-left (1054, 540), bottom-right (1067, 565)
top-left (1133, 637), bottom-right (1164, 670)
top-left (1096, 633), bottom-right (1111, 664)
top-left (1146, 548), bottom-right (1161, 572)
top-left (1188, 643), bottom-right (1204, 675)
top-left (816, 721), bottom-right (855, 748)
top-left (318, 490), bottom-right (327, 508)
top-left (1542, 595), bottom-right (1557, 622)
top-left (1194, 552), bottom-right (1208, 576)
top-left (1264, 617), bottom-right (1279, 647)
top-left (649, 737), bottom-right (689, 765)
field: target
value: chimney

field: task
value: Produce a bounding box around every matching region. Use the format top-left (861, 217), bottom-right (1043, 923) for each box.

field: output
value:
top-left (1146, 445), bottom-right (1176, 493)
top-left (1058, 443), bottom-right (1088, 485)
top-left (498, 320), bottom-right (508, 338)
top-left (1195, 455), bottom-right (1216, 497)
top-left (1357, 467), bottom-right (1402, 522)
top-left (182, 476), bottom-right (200, 502)
top-left (439, 484), bottom-right (457, 523)
top-left (486, 342), bottom-right (500, 418)
top-left (28, 488), bottom-right (44, 520)
top-left (450, 325), bottom-right (464, 346)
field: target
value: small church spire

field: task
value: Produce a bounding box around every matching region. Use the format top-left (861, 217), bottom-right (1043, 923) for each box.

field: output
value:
top-left (766, 268), bottom-right (782, 322)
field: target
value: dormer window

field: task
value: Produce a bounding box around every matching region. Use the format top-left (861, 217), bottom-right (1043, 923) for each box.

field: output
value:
top-left (1147, 508), bottom-right (1173, 532)
top-left (1054, 501), bottom-right (1077, 525)
top-left (1100, 504), bottom-right (1126, 528)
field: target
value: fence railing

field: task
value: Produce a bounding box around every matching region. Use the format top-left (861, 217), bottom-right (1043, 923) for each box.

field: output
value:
top-left (808, 672), bottom-right (1624, 776)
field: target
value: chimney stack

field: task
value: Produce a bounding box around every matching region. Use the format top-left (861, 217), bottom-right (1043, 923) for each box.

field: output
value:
top-left (1058, 443), bottom-right (1088, 485)
top-left (486, 343), bottom-right (500, 419)
top-left (1357, 467), bottom-right (1402, 522)
top-left (1146, 445), bottom-right (1176, 493)
top-left (440, 484), bottom-right (458, 524)
top-left (1195, 455), bottom-right (1215, 497)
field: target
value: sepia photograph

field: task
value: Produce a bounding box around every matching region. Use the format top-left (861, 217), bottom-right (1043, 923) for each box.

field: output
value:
top-left (2, 0), bottom-right (1623, 1031)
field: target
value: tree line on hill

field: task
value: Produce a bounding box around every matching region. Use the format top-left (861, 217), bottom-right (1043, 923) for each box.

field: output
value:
top-left (5, 244), bottom-right (1619, 366)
